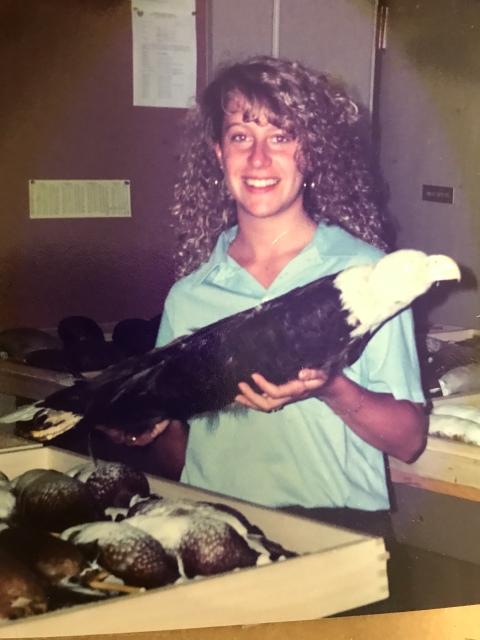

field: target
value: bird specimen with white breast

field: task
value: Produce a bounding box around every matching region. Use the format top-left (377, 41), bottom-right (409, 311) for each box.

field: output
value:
top-left (0, 249), bottom-right (461, 443)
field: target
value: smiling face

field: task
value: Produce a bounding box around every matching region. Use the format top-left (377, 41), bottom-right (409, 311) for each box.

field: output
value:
top-left (214, 98), bottom-right (306, 223)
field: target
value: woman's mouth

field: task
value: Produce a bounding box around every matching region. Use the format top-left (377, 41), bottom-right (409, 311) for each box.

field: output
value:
top-left (243, 178), bottom-right (279, 189)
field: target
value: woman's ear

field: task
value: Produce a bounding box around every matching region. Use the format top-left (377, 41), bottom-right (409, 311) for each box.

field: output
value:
top-left (214, 143), bottom-right (224, 169)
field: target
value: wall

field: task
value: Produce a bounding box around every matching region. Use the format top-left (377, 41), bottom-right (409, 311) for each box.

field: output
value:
top-left (209, 0), bottom-right (274, 75)
top-left (278, 0), bottom-right (378, 110)
top-left (0, 0), bottom-right (206, 330)
top-left (379, 0), bottom-right (480, 327)
top-left (209, 0), bottom-right (378, 108)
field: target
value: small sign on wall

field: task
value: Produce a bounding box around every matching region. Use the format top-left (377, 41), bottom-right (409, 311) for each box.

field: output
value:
top-left (422, 184), bottom-right (454, 204)
top-left (29, 180), bottom-right (132, 219)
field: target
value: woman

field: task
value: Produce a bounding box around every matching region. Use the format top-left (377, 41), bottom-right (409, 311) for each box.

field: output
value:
top-left (103, 56), bottom-right (428, 539)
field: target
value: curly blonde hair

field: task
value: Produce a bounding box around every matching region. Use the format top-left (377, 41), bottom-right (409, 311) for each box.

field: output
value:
top-left (172, 56), bottom-right (392, 278)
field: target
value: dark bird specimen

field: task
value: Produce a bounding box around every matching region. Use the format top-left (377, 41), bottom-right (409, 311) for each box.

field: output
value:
top-left (112, 317), bottom-right (161, 358)
top-left (1, 250), bottom-right (460, 443)
top-left (25, 316), bottom-right (125, 374)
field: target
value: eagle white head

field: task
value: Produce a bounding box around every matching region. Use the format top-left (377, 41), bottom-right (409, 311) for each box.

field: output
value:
top-left (335, 249), bottom-right (461, 336)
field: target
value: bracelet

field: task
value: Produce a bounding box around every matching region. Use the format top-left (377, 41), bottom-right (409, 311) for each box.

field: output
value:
top-left (338, 391), bottom-right (365, 418)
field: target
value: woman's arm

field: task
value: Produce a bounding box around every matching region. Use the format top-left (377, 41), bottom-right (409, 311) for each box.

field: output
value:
top-left (315, 373), bottom-right (427, 463)
top-left (236, 370), bottom-right (428, 463)
top-left (236, 304), bottom-right (428, 463)
top-left (144, 419), bottom-right (190, 480)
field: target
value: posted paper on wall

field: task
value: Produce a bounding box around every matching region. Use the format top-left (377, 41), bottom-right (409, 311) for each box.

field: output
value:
top-left (29, 180), bottom-right (132, 219)
top-left (132, 0), bottom-right (197, 108)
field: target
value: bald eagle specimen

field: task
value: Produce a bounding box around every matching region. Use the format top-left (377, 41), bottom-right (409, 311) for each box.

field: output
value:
top-left (1, 250), bottom-right (460, 442)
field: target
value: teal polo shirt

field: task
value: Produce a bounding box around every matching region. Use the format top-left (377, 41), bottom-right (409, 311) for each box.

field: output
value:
top-left (156, 224), bottom-right (425, 511)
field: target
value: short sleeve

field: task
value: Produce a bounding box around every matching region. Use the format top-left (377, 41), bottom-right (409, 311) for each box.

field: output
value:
top-left (345, 308), bottom-right (426, 404)
top-left (156, 300), bottom-right (175, 347)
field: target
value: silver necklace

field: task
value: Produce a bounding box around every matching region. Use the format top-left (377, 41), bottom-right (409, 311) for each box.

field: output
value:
top-left (271, 230), bottom-right (288, 246)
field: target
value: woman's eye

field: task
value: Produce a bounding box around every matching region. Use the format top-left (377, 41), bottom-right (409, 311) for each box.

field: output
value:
top-left (272, 134), bottom-right (290, 144)
top-left (230, 133), bottom-right (247, 142)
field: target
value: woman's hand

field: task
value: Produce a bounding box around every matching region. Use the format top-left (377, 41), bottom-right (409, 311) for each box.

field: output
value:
top-left (235, 369), bottom-right (329, 413)
top-left (235, 371), bottom-right (427, 462)
top-left (95, 420), bottom-right (189, 481)
top-left (96, 420), bottom-right (170, 446)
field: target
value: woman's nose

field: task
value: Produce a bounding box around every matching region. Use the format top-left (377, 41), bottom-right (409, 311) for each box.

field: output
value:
top-left (248, 140), bottom-right (272, 168)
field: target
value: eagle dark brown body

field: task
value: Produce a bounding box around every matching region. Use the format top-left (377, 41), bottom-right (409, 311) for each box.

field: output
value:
top-left (22, 273), bottom-right (368, 440)
top-left (7, 249), bottom-right (461, 442)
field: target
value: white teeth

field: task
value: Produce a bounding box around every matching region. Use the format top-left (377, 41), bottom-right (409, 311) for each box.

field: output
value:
top-left (244, 178), bottom-right (279, 187)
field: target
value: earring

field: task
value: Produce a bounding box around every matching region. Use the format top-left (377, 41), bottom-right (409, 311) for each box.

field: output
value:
top-left (214, 179), bottom-right (219, 185)
top-left (303, 181), bottom-right (315, 189)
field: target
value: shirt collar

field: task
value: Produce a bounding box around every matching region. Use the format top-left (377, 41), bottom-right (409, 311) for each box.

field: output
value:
top-left (310, 222), bottom-right (365, 258)
top-left (188, 222), bottom-right (353, 289)
top-left (189, 226), bottom-right (238, 289)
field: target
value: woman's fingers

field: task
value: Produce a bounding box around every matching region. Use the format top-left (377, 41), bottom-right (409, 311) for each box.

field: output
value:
top-left (252, 371), bottom-right (326, 397)
top-left (235, 381), bottom-right (287, 412)
top-left (235, 369), bottom-right (329, 413)
top-left (96, 420), bottom-right (170, 446)
top-left (298, 368), bottom-right (329, 385)
top-left (96, 426), bottom-right (126, 444)
top-left (132, 420), bottom-right (170, 445)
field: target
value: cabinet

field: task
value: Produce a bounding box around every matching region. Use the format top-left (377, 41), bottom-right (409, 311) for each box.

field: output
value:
top-left (208, 0), bottom-right (379, 110)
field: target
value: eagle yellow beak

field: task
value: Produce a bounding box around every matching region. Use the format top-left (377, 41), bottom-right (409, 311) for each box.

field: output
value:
top-left (427, 255), bottom-right (461, 282)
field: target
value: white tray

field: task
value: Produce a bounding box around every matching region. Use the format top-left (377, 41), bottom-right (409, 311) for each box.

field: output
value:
top-left (428, 324), bottom-right (480, 342)
top-left (390, 392), bottom-right (480, 493)
top-left (0, 447), bottom-right (388, 638)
